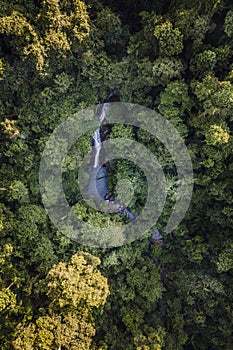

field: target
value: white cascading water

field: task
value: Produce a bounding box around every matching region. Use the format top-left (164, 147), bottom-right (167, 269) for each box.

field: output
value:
top-left (98, 102), bottom-right (110, 123)
top-left (93, 129), bottom-right (102, 168)
top-left (92, 102), bottom-right (109, 167)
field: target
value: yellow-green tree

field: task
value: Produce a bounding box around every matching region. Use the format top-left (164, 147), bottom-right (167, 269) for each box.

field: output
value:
top-left (12, 252), bottom-right (109, 350)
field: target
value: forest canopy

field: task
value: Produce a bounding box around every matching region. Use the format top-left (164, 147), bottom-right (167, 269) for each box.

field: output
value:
top-left (0, 0), bottom-right (233, 349)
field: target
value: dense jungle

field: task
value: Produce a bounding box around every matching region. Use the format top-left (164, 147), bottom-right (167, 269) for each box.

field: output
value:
top-left (0, 0), bottom-right (233, 349)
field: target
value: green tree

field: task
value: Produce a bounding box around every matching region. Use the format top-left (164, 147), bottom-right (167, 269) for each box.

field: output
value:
top-left (12, 252), bottom-right (109, 350)
top-left (154, 21), bottom-right (183, 57)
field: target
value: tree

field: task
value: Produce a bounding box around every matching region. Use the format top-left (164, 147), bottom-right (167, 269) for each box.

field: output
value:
top-left (1, 0), bottom-right (233, 348)
top-left (154, 21), bottom-right (183, 57)
top-left (12, 252), bottom-right (110, 350)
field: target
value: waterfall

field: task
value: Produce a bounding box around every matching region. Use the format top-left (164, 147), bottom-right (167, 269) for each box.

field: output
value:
top-left (92, 101), bottom-right (110, 167)
top-left (98, 102), bottom-right (110, 123)
top-left (87, 94), bottom-right (137, 222)
top-left (93, 129), bottom-right (102, 168)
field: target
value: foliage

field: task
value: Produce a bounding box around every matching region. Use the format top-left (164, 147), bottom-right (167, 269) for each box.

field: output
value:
top-left (94, 8), bottom-right (122, 46)
top-left (1, 0), bottom-right (233, 349)
top-left (152, 57), bottom-right (184, 86)
top-left (154, 21), bottom-right (183, 57)
top-left (12, 252), bottom-right (109, 350)
top-left (224, 10), bottom-right (233, 37)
